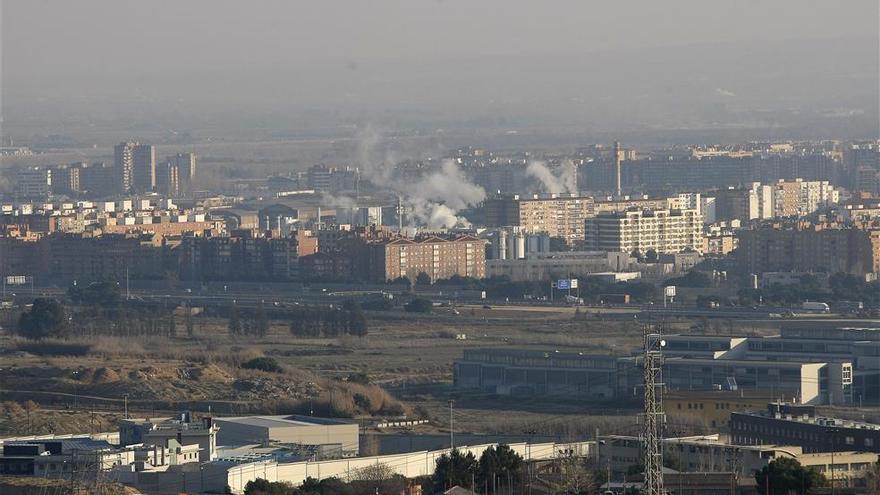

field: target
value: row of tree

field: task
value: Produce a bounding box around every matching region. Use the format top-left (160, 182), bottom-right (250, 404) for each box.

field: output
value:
top-left (227, 304), bottom-right (270, 337)
top-left (15, 298), bottom-right (193, 340)
top-left (287, 301), bottom-right (367, 338)
top-left (432, 446), bottom-right (524, 494)
top-left (226, 301), bottom-right (369, 338)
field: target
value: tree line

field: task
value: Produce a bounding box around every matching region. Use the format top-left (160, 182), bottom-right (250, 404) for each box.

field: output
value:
top-left (287, 301), bottom-right (367, 338)
top-left (15, 297), bottom-right (185, 340)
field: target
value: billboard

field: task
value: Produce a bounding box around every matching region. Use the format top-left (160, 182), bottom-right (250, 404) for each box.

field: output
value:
top-left (4, 276), bottom-right (27, 285)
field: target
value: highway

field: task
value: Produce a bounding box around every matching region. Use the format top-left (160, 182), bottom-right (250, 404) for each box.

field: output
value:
top-left (4, 286), bottom-right (879, 326)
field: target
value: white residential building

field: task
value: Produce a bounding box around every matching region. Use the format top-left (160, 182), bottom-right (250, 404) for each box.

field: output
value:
top-left (585, 208), bottom-right (703, 254)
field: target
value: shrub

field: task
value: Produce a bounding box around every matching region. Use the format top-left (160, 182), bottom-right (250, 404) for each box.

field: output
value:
top-left (18, 298), bottom-right (67, 339)
top-left (241, 357), bottom-right (283, 373)
top-left (404, 298), bottom-right (432, 314)
top-left (15, 341), bottom-right (91, 356)
top-left (361, 298), bottom-right (393, 311)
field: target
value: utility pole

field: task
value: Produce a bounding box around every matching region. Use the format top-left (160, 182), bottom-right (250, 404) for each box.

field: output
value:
top-left (449, 399), bottom-right (455, 451)
top-left (123, 393), bottom-right (129, 419)
top-left (642, 322), bottom-right (666, 495)
top-left (830, 428), bottom-right (837, 495)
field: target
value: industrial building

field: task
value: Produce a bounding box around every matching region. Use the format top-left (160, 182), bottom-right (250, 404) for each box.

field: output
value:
top-left (665, 390), bottom-right (780, 430)
top-left (598, 434), bottom-right (879, 488)
top-left (486, 251), bottom-right (634, 282)
top-left (731, 402), bottom-right (880, 454)
top-left (0, 438), bottom-right (135, 479)
top-left (120, 415), bottom-right (219, 463)
top-left (455, 323), bottom-right (880, 406)
top-left (214, 415), bottom-right (359, 456)
top-left (453, 348), bottom-right (635, 399)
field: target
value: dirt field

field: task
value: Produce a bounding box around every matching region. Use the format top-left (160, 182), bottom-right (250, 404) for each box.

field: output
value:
top-left (0, 306), bottom-right (766, 438)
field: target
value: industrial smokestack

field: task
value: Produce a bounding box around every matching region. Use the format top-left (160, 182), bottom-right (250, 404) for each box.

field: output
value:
top-left (614, 141), bottom-right (622, 198)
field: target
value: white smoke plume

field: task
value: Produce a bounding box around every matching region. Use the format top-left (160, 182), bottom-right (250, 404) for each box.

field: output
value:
top-left (526, 159), bottom-right (578, 194)
top-left (405, 159), bottom-right (486, 228)
top-left (355, 127), bottom-right (486, 229)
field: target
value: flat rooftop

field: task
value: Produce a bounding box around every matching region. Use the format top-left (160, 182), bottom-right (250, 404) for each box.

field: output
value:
top-left (214, 415), bottom-right (355, 428)
top-left (736, 410), bottom-right (880, 431)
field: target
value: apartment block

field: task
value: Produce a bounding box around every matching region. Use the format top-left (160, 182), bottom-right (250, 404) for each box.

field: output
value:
top-left (485, 194), bottom-right (594, 245)
top-left (52, 163), bottom-right (82, 195)
top-left (736, 224), bottom-right (880, 277)
top-left (115, 142), bottom-right (156, 193)
top-left (773, 178), bottom-right (839, 218)
top-left (179, 234), bottom-right (299, 281)
top-left (585, 208), bottom-right (703, 254)
top-left (15, 167), bottom-right (52, 199)
top-left (369, 234), bottom-right (486, 282)
top-left (156, 160), bottom-right (180, 196)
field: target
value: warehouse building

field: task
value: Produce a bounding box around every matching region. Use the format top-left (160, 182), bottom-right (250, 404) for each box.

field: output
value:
top-left (214, 415), bottom-right (359, 456)
top-left (731, 402), bottom-right (880, 454)
top-left (453, 348), bottom-right (637, 399)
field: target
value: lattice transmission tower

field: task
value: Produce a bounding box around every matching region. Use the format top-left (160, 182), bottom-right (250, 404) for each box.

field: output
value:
top-left (642, 322), bottom-right (666, 495)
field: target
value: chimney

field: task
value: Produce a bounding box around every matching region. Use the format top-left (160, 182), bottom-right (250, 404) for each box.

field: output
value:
top-left (614, 141), bottom-right (622, 198)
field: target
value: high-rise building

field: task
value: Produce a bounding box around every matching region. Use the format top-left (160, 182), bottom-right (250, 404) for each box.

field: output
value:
top-left (172, 153), bottom-right (197, 191)
top-left (52, 163), bottom-right (82, 195)
top-left (485, 193), bottom-right (595, 246)
top-left (156, 161), bottom-right (180, 196)
top-left (307, 164), bottom-right (332, 192)
top-left (115, 142), bottom-right (156, 193)
top-left (79, 162), bottom-right (117, 197)
top-left (15, 167), bottom-right (52, 199)
top-left (846, 143), bottom-right (879, 194)
top-left (585, 208), bottom-right (703, 254)
top-left (772, 179), bottom-right (839, 218)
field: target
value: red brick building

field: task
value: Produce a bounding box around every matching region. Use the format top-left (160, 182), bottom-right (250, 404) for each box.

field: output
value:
top-left (368, 235), bottom-right (486, 283)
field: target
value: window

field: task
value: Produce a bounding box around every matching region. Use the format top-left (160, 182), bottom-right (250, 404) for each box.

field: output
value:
top-left (845, 436), bottom-right (855, 446)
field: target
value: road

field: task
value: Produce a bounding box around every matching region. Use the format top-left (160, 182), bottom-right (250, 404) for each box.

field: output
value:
top-left (5, 287), bottom-right (879, 326)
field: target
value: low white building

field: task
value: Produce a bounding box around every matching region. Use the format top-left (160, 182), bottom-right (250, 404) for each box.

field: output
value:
top-left (215, 415), bottom-right (359, 456)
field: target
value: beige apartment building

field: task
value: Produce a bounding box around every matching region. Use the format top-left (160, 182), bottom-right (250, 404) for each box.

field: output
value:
top-left (485, 193), bottom-right (671, 246)
top-left (773, 179), bottom-right (839, 218)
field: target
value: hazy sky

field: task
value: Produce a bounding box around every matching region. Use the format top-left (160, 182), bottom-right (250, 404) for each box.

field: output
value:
top-left (2, 1), bottom-right (878, 143)
top-left (5, 0), bottom-right (878, 78)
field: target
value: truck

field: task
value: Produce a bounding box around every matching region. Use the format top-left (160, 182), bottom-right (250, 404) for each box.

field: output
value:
top-left (599, 294), bottom-right (631, 305)
top-left (801, 301), bottom-right (830, 313)
top-left (564, 295), bottom-right (584, 305)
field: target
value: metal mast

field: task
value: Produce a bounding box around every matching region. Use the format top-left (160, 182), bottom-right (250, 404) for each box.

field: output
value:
top-left (643, 323), bottom-right (665, 495)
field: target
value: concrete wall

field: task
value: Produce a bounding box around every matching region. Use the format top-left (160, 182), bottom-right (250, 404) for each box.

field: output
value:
top-left (225, 441), bottom-right (592, 494)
